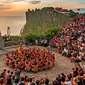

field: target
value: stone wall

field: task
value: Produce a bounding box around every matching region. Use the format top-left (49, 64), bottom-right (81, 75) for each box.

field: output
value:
top-left (0, 36), bottom-right (5, 47)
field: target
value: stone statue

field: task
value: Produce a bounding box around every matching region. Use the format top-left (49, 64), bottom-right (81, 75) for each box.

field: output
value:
top-left (7, 27), bottom-right (11, 41)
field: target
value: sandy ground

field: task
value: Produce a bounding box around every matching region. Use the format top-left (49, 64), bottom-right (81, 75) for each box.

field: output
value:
top-left (0, 46), bottom-right (75, 81)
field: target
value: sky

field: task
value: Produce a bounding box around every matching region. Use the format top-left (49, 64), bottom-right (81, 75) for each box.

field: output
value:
top-left (0, 0), bottom-right (85, 16)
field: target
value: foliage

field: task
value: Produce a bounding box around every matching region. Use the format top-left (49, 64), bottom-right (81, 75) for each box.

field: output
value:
top-left (21, 7), bottom-right (71, 35)
top-left (24, 26), bottom-right (61, 45)
top-left (10, 35), bottom-right (21, 41)
top-left (24, 33), bottom-right (45, 44)
top-left (45, 26), bottom-right (61, 40)
top-left (69, 10), bottom-right (77, 18)
top-left (83, 13), bottom-right (85, 16)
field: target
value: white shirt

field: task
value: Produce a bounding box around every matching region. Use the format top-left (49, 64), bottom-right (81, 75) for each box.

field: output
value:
top-left (65, 81), bottom-right (72, 85)
top-left (28, 82), bottom-right (30, 85)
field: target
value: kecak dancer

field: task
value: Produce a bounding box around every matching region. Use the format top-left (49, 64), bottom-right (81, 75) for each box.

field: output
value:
top-left (18, 43), bottom-right (23, 56)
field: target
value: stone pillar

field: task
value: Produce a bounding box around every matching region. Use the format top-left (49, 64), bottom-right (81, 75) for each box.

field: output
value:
top-left (0, 36), bottom-right (5, 47)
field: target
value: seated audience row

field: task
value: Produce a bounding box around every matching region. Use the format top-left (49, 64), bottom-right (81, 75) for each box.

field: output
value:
top-left (0, 63), bottom-right (85, 85)
top-left (52, 14), bottom-right (85, 63)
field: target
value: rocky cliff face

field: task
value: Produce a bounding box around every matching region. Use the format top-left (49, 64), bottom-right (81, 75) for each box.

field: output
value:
top-left (21, 7), bottom-right (72, 35)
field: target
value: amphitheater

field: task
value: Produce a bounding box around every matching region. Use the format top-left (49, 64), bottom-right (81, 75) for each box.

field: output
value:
top-left (0, 45), bottom-right (76, 82)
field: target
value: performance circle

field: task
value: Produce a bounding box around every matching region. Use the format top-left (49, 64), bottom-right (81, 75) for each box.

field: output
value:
top-left (5, 48), bottom-right (55, 73)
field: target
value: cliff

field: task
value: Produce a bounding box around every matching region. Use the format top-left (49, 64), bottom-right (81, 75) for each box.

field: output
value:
top-left (21, 7), bottom-right (72, 35)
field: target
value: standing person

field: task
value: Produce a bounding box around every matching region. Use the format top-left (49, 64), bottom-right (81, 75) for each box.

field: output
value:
top-left (64, 77), bottom-right (72, 85)
top-left (82, 74), bottom-right (85, 85)
top-left (18, 77), bottom-right (25, 85)
top-left (47, 45), bottom-right (50, 51)
top-left (6, 77), bottom-right (12, 85)
top-left (56, 75), bottom-right (62, 85)
top-left (13, 78), bottom-right (20, 85)
top-left (35, 39), bottom-right (38, 45)
top-left (18, 43), bottom-right (23, 56)
top-left (2, 69), bottom-right (6, 78)
top-left (27, 78), bottom-right (31, 85)
top-left (45, 78), bottom-right (50, 85)
top-left (4, 70), bottom-right (10, 85)
top-left (61, 73), bottom-right (66, 82)
top-left (52, 80), bottom-right (59, 85)
top-left (24, 76), bottom-right (28, 85)
top-left (0, 78), bottom-right (4, 85)
top-left (72, 78), bottom-right (78, 85)
top-left (15, 69), bottom-right (21, 79)
top-left (32, 76), bottom-right (36, 84)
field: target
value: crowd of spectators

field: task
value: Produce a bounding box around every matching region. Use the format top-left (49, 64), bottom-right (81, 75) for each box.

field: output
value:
top-left (35, 39), bottom-right (48, 47)
top-left (52, 14), bottom-right (85, 63)
top-left (5, 48), bottom-right (55, 73)
top-left (0, 63), bottom-right (85, 85)
top-left (1, 11), bottom-right (85, 85)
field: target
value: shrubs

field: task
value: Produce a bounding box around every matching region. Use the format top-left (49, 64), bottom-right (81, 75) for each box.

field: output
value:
top-left (10, 35), bottom-right (22, 41)
top-left (24, 26), bottom-right (61, 46)
top-left (24, 33), bottom-right (45, 45)
top-left (69, 10), bottom-right (77, 18)
top-left (45, 26), bottom-right (61, 40)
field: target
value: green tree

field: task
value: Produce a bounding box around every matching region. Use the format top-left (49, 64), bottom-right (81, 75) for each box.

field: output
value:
top-left (83, 13), bottom-right (85, 16)
top-left (45, 26), bottom-right (61, 40)
top-left (69, 10), bottom-right (77, 18)
top-left (24, 33), bottom-right (45, 45)
top-left (24, 25), bottom-right (62, 45)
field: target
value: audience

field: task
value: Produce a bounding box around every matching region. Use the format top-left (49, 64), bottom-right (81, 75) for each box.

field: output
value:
top-left (52, 14), bottom-right (85, 63)
top-left (1, 13), bottom-right (85, 85)
top-left (0, 63), bottom-right (85, 85)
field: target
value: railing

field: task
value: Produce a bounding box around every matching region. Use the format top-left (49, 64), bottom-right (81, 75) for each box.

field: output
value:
top-left (5, 40), bottom-right (24, 47)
